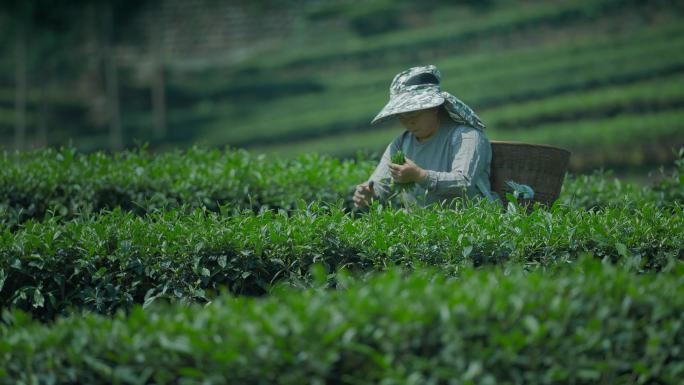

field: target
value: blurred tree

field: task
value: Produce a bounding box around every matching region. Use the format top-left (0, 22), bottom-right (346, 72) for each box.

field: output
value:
top-left (0, 3), bottom-right (32, 150)
top-left (96, 0), bottom-right (153, 150)
top-left (99, 1), bottom-right (123, 151)
top-left (15, 21), bottom-right (28, 151)
top-left (31, 3), bottom-right (83, 148)
top-left (1, 0), bottom-right (98, 149)
top-left (1, 0), bottom-right (152, 151)
top-left (151, 12), bottom-right (167, 138)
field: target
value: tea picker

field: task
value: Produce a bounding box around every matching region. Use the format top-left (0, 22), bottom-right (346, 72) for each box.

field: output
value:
top-left (353, 64), bottom-right (569, 210)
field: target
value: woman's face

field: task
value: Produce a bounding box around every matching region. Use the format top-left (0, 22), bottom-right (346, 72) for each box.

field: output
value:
top-left (398, 107), bottom-right (441, 141)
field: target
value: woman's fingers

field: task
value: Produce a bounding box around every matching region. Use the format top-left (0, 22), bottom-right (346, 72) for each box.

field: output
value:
top-left (353, 193), bottom-right (362, 206)
top-left (353, 189), bottom-right (372, 208)
top-left (391, 161), bottom-right (422, 183)
top-left (356, 184), bottom-right (372, 195)
top-left (353, 184), bottom-right (373, 205)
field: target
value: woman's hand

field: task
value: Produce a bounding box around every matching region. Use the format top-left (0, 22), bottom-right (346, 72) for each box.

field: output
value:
top-left (353, 182), bottom-right (374, 208)
top-left (389, 158), bottom-right (427, 184)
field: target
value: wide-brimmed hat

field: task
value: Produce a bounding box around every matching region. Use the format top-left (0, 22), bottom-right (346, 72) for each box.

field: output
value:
top-left (371, 64), bottom-right (485, 130)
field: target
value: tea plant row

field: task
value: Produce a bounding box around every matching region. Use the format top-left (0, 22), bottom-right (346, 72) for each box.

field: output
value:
top-left (0, 147), bottom-right (371, 227)
top-left (2, 200), bottom-right (682, 320)
top-left (217, 25), bottom-right (684, 146)
top-left (483, 72), bottom-right (684, 130)
top-left (255, 107), bottom-right (684, 164)
top-left (2, 147), bottom-right (682, 228)
top-left (2, 259), bottom-right (682, 384)
top-left (260, 0), bottom-right (666, 72)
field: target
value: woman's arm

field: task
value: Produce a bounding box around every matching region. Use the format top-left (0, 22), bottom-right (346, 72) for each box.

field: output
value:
top-left (368, 137), bottom-right (402, 200)
top-left (418, 127), bottom-right (490, 195)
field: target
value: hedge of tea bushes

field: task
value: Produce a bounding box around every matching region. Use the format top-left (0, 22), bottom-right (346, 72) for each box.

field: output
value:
top-left (0, 147), bottom-right (373, 227)
top-left (1, 260), bottom-right (683, 385)
top-left (2, 200), bottom-right (682, 320)
top-left (2, 147), bottom-right (683, 229)
top-left (560, 171), bottom-right (656, 209)
top-left (557, 148), bottom-right (684, 210)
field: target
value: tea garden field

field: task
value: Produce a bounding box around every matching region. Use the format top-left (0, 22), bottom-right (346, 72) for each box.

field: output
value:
top-left (0, 147), bottom-right (683, 384)
top-left (1, 0), bottom-right (684, 381)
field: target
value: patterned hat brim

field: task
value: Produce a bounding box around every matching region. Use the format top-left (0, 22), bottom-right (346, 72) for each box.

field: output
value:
top-left (371, 90), bottom-right (445, 125)
top-left (371, 90), bottom-right (486, 130)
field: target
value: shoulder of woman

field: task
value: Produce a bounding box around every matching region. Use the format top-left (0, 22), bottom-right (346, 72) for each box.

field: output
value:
top-left (450, 124), bottom-right (484, 140)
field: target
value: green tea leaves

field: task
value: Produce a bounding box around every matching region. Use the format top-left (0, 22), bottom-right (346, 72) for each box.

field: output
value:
top-left (391, 150), bottom-right (406, 165)
top-left (32, 288), bottom-right (44, 309)
top-left (1, 200), bottom-right (682, 320)
top-left (2, 265), bottom-right (683, 383)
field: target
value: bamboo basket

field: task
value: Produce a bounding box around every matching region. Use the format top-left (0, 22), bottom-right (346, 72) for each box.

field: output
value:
top-left (489, 141), bottom-right (571, 206)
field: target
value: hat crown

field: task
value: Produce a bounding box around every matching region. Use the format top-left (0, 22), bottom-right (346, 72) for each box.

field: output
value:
top-left (390, 65), bottom-right (442, 96)
top-left (372, 64), bottom-right (485, 130)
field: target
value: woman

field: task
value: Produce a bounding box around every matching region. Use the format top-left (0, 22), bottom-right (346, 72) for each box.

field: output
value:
top-left (353, 64), bottom-right (497, 208)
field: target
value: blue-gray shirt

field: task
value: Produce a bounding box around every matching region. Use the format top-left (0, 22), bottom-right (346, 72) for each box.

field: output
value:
top-left (368, 121), bottom-right (495, 206)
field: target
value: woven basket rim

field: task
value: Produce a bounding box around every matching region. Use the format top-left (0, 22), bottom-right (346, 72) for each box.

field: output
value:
top-left (490, 141), bottom-right (571, 156)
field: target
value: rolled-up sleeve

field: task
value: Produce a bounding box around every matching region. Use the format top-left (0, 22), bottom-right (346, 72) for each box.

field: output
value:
top-left (418, 128), bottom-right (489, 195)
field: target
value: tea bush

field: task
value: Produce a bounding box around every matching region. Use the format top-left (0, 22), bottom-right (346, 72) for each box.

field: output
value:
top-left (2, 259), bottom-right (682, 384)
top-left (2, 147), bottom-right (682, 229)
top-left (0, 147), bottom-right (373, 228)
top-left (1, 200), bottom-right (682, 320)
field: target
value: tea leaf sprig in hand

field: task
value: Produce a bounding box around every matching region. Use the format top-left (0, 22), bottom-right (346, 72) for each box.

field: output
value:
top-left (391, 151), bottom-right (406, 165)
top-left (390, 150), bottom-right (415, 193)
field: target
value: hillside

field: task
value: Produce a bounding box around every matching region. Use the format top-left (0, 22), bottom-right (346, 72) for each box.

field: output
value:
top-left (199, 0), bottom-right (684, 172)
top-left (1, 0), bottom-right (683, 173)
